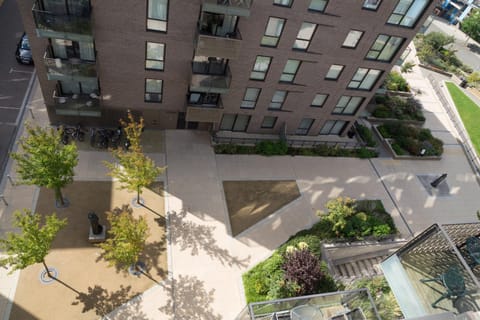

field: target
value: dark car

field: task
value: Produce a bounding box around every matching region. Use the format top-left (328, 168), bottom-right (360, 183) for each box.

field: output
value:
top-left (15, 33), bottom-right (33, 65)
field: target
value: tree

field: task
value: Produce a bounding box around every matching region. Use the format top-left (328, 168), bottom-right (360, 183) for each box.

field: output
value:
top-left (461, 9), bottom-right (480, 43)
top-left (104, 112), bottom-right (164, 204)
top-left (400, 61), bottom-right (415, 73)
top-left (0, 210), bottom-right (67, 277)
top-left (98, 206), bottom-right (149, 271)
top-left (423, 32), bottom-right (454, 51)
top-left (11, 124), bottom-right (78, 206)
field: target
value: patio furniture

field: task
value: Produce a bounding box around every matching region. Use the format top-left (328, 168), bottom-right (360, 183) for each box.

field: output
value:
top-left (330, 307), bottom-right (366, 320)
top-left (290, 304), bottom-right (324, 320)
top-left (466, 236), bottom-right (480, 268)
top-left (420, 266), bottom-right (466, 308)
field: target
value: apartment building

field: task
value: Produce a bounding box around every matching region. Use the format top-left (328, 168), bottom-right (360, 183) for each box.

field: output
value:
top-left (16, 0), bottom-right (435, 137)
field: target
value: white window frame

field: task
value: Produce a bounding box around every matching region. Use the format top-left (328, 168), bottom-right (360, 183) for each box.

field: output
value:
top-left (147, 0), bottom-right (168, 32)
top-left (146, 42), bottom-right (165, 70)
top-left (348, 68), bottom-right (382, 90)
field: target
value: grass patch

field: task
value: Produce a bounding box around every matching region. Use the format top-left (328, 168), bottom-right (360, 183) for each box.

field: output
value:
top-left (445, 82), bottom-right (480, 155)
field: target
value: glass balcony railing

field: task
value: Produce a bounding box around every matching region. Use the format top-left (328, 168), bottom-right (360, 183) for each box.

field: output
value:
top-left (186, 97), bottom-right (223, 123)
top-left (202, 0), bottom-right (252, 17)
top-left (190, 65), bottom-right (231, 94)
top-left (53, 90), bottom-right (101, 117)
top-left (32, 1), bottom-right (93, 40)
top-left (44, 47), bottom-right (96, 81)
top-left (195, 29), bottom-right (242, 60)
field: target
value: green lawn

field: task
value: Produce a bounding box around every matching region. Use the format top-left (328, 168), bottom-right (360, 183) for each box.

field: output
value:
top-left (445, 82), bottom-right (480, 155)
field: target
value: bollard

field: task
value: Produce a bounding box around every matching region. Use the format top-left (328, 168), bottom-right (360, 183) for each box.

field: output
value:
top-left (0, 195), bottom-right (8, 206)
top-left (7, 175), bottom-right (15, 186)
top-left (29, 107), bottom-right (35, 119)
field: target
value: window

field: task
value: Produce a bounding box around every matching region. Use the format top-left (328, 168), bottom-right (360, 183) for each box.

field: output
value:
top-left (293, 22), bottom-right (317, 51)
top-left (147, 0), bottom-right (168, 32)
top-left (319, 120), bottom-right (347, 135)
top-left (280, 59), bottom-right (301, 83)
top-left (311, 94), bottom-right (328, 107)
top-left (366, 34), bottom-right (405, 62)
top-left (387, 0), bottom-right (429, 27)
top-left (145, 79), bottom-right (163, 102)
top-left (296, 118), bottom-right (314, 135)
top-left (188, 92), bottom-right (219, 106)
top-left (342, 30), bottom-right (364, 48)
top-left (348, 68), bottom-right (382, 90)
top-left (309, 0), bottom-right (328, 12)
top-left (273, 0), bottom-right (293, 7)
top-left (241, 88), bottom-right (261, 109)
top-left (363, 0), bottom-right (381, 10)
top-left (333, 96), bottom-right (364, 115)
top-left (325, 64), bottom-right (344, 80)
top-left (261, 116), bottom-right (278, 129)
top-left (146, 42), bottom-right (165, 70)
top-left (269, 90), bottom-right (287, 109)
top-left (261, 17), bottom-right (286, 47)
top-left (219, 114), bottom-right (251, 132)
top-left (250, 56), bottom-right (272, 80)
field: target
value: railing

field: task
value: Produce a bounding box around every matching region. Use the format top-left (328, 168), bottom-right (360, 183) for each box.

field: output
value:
top-left (428, 74), bottom-right (480, 176)
top-left (202, 0), bottom-right (252, 17)
top-left (43, 47), bottom-right (96, 80)
top-left (190, 65), bottom-right (232, 93)
top-left (204, 0), bottom-right (252, 9)
top-left (53, 89), bottom-right (101, 117)
top-left (32, 2), bottom-right (92, 36)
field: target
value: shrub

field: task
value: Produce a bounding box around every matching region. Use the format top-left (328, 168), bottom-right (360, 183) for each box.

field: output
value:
top-left (372, 105), bottom-right (392, 118)
top-left (372, 96), bottom-right (424, 121)
top-left (356, 147), bottom-right (378, 159)
top-left (385, 71), bottom-right (410, 92)
top-left (255, 140), bottom-right (288, 156)
top-left (282, 248), bottom-right (324, 296)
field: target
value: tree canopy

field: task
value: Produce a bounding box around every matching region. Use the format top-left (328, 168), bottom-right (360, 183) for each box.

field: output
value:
top-left (461, 9), bottom-right (480, 43)
top-left (11, 124), bottom-right (78, 205)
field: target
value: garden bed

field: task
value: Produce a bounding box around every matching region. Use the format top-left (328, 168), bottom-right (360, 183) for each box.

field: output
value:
top-left (368, 95), bottom-right (425, 124)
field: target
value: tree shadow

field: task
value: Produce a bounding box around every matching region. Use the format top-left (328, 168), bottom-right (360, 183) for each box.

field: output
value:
top-left (159, 274), bottom-right (221, 320)
top-left (140, 235), bottom-right (167, 278)
top-left (168, 209), bottom-right (251, 268)
top-left (52, 276), bottom-right (81, 294)
top-left (72, 284), bottom-right (148, 319)
top-left (140, 202), bottom-right (164, 218)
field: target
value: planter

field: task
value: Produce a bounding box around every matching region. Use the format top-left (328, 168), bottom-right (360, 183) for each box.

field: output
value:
top-left (418, 63), bottom-right (453, 77)
top-left (386, 90), bottom-right (413, 98)
top-left (366, 116), bottom-right (425, 126)
top-left (372, 125), bottom-right (441, 160)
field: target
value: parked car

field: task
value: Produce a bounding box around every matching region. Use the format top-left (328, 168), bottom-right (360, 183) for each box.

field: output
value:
top-left (15, 33), bottom-right (33, 65)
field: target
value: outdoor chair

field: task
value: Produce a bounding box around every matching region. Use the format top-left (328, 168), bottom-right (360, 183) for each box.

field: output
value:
top-left (466, 236), bottom-right (480, 268)
top-left (420, 266), bottom-right (466, 308)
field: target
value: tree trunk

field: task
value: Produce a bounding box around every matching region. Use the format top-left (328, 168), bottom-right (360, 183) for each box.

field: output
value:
top-left (42, 259), bottom-right (52, 278)
top-left (137, 186), bottom-right (140, 204)
top-left (55, 187), bottom-right (64, 206)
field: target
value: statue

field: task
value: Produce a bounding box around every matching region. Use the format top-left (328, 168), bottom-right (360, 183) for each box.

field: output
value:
top-left (88, 211), bottom-right (103, 235)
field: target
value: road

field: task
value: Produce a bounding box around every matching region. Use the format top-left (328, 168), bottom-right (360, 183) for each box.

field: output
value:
top-left (0, 0), bottom-right (34, 180)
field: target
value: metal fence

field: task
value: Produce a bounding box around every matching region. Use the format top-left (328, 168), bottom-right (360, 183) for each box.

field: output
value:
top-left (428, 74), bottom-right (480, 176)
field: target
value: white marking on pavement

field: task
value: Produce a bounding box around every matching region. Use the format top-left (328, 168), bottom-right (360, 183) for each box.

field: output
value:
top-left (9, 68), bottom-right (33, 74)
top-left (0, 106), bottom-right (20, 110)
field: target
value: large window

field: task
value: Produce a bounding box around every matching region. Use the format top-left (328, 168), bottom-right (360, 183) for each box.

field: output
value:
top-left (309, 0), bottom-right (328, 12)
top-left (366, 35), bottom-right (405, 62)
top-left (250, 56), bottom-right (272, 80)
top-left (342, 30), bottom-right (364, 48)
top-left (274, 0), bottom-right (293, 7)
top-left (319, 120), bottom-right (347, 135)
top-left (261, 17), bottom-right (286, 47)
top-left (296, 118), bottom-right (314, 135)
top-left (348, 68), bottom-right (382, 90)
top-left (147, 0), bottom-right (168, 32)
top-left (387, 0), bottom-right (430, 27)
top-left (269, 90), bottom-right (287, 110)
top-left (325, 64), bottom-right (344, 80)
top-left (280, 59), bottom-right (301, 83)
top-left (241, 88), bottom-right (261, 109)
top-left (219, 114), bottom-right (251, 132)
top-left (145, 78), bottom-right (163, 102)
top-left (311, 94), bottom-right (328, 107)
top-left (333, 96), bottom-right (364, 115)
top-left (261, 116), bottom-right (278, 129)
top-left (293, 22), bottom-right (317, 51)
top-left (145, 42), bottom-right (165, 70)
top-left (363, 0), bottom-right (381, 10)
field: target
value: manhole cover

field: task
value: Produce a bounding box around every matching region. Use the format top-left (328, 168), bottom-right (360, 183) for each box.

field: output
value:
top-left (417, 174), bottom-right (450, 197)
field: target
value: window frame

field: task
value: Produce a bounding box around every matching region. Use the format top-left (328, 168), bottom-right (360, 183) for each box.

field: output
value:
top-left (273, 0), bottom-right (293, 7)
top-left (241, 87), bottom-right (261, 109)
top-left (295, 118), bottom-right (315, 135)
top-left (280, 59), bottom-right (301, 83)
top-left (342, 30), bottom-right (364, 49)
top-left (332, 95), bottom-right (365, 115)
top-left (319, 120), bottom-right (348, 135)
top-left (293, 22), bottom-right (317, 51)
top-left (387, 0), bottom-right (430, 28)
top-left (311, 93), bottom-right (329, 107)
top-left (347, 67), bottom-right (383, 90)
top-left (144, 78), bottom-right (163, 103)
top-left (363, 0), bottom-right (381, 10)
top-left (219, 114), bottom-right (251, 132)
top-left (261, 17), bottom-right (286, 48)
top-left (250, 55), bottom-right (272, 81)
top-left (261, 116), bottom-right (278, 129)
top-left (145, 42), bottom-right (165, 71)
top-left (365, 34), bottom-right (405, 62)
top-left (325, 64), bottom-right (345, 80)
top-left (147, 0), bottom-right (168, 33)
top-left (269, 90), bottom-right (288, 110)
top-left (308, 0), bottom-right (329, 12)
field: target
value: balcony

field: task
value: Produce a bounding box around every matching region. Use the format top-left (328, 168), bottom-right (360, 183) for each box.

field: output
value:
top-left (44, 47), bottom-right (96, 82)
top-left (53, 90), bottom-right (101, 117)
top-left (190, 65), bottom-right (231, 94)
top-left (186, 97), bottom-right (223, 123)
top-left (195, 14), bottom-right (242, 59)
top-left (32, 1), bottom-right (93, 41)
top-left (202, 0), bottom-right (252, 17)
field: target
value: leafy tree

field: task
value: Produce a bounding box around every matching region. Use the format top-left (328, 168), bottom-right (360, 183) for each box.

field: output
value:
top-left (400, 61), bottom-right (415, 73)
top-left (423, 32), bottom-right (454, 51)
top-left (11, 124), bottom-right (78, 206)
top-left (461, 9), bottom-right (480, 43)
top-left (0, 210), bottom-right (67, 277)
top-left (467, 71), bottom-right (480, 87)
top-left (319, 197), bottom-right (359, 236)
top-left (282, 246), bottom-right (324, 296)
top-left (104, 113), bottom-right (164, 204)
top-left (99, 206), bottom-right (149, 271)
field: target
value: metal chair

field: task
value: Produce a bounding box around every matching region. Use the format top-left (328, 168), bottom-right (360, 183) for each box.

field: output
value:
top-left (421, 266), bottom-right (466, 308)
top-left (466, 236), bottom-right (480, 268)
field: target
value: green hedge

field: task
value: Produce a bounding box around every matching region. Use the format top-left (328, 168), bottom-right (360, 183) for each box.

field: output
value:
top-left (372, 95), bottom-right (425, 122)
